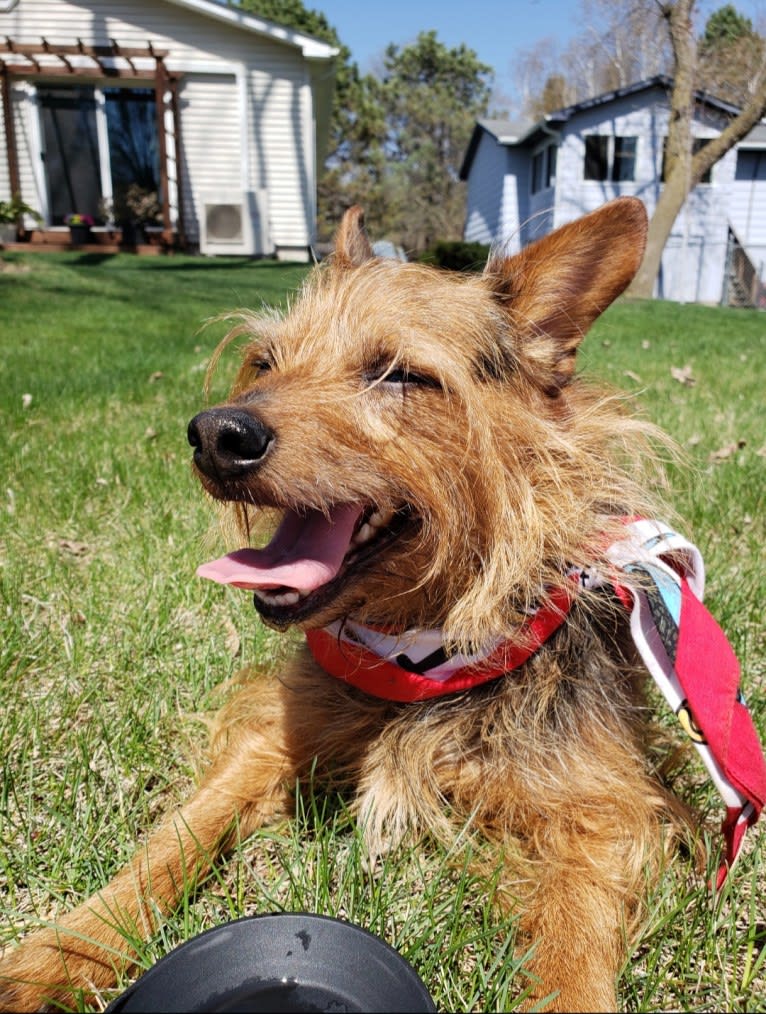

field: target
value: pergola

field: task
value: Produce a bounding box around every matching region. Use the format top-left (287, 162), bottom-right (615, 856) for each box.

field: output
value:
top-left (0, 38), bottom-right (185, 245)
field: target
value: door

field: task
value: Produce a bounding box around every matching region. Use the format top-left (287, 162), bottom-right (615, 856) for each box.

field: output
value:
top-left (38, 86), bottom-right (102, 225)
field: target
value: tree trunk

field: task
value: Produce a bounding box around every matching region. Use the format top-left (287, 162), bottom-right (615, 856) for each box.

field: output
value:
top-left (628, 0), bottom-right (766, 300)
top-left (627, 0), bottom-right (695, 299)
top-left (628, 168), bottom-right (691, 298)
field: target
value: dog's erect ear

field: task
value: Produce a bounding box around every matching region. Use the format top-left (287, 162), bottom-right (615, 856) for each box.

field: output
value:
top-left (333, 205), bottom-right (374, 267)
top-left (485, 197), bottom-right (648, 391)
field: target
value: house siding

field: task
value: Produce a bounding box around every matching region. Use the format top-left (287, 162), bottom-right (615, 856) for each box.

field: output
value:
top-left (4, 82), bottom-right (42, 226)
top-left (553, 93), bottom-right (663, 224)
top-left (729, 149), bottom-right (766, 274)
top-left (464, 130), bottom-right (507, 246)
top-left (464, 83), bottom-right (761, 304)
top-left (503, 151), bottom-right (529, 250)
top-left (0, 91), bottom-right (5, 197)
top-left (179, 72), bottom-right (244, 244)
top-left (1, 0), bottom-right (324, 253)
top-left (463, 131), bottom-right (534, 254)
top-left (553, 90), bottom-right (736, 302)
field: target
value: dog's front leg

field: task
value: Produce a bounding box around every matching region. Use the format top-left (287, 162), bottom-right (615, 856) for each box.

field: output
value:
top-left (521, 856), bottom-right (625, 1012)
top-left (516, 772), bottom-right (667, 1013)
top-left (0, 724), bottom-right (297, 1012)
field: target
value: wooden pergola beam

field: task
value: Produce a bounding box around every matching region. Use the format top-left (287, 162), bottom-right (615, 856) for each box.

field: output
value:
top-left (42, 39), bottom-right (73, 73)
top-left (1, 63), bottom-right (20, 198)
top-left (154, 57), bottom-right (172, 244)
top-left (0, 39), bottom-right (171, 79)
top-left (1, 36), bottom-right (185, 249)
top-left (167, 75), bottom-right (186, 250)
top-left (0, 40), bottom-right (168, 59)
top-left (1, 64), bottom-right (158, 79)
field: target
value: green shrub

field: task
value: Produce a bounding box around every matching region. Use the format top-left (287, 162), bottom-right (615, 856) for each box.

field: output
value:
top-left (417, 240), bottom-right (490, 271)
top-left (0, 192), bottom-right (43, 224)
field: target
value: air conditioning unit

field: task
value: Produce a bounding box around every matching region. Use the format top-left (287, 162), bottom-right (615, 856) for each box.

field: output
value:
top-left (199, 190), bottom-right (271, 256)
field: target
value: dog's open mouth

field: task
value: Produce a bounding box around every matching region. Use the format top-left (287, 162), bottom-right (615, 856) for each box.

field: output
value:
top-left (197, 503), bottom-right (406, 625)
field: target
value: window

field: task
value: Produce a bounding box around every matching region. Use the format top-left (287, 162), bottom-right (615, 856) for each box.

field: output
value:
top-left (104, 88), bottom-right (160, 201)
top-left (532, 149), bottom-right (544, 193)
top-left (692, 138), bottom-right (713, 184)
top-left (735, 150), bottom-right (765, 182)
top-left (546, 144), bottom-right (557, 188)
top-left (39, 86), bottom-right (102, 225)
top-left (612, 136), bottom-right (637, 181)
top-left (661, 138), bottom-right (713, 184)
top-left (37, 84), bottom-right (161, 225)
top-left (584, 136), bottom-right (609, 181)
top-left (584, 135), bottom-right (637, 182)
top-left (531, 142), bottom-right (557, 194)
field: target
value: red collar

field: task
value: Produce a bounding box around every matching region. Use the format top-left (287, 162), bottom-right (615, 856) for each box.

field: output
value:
top-left (304, 584), bottom-right (574, 703)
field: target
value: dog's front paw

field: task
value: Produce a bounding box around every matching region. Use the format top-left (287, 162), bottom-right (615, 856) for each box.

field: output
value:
top-left (0, 976), bottom-right (59, 1014)
top-left (0, 927), bottom-right (119, 1013)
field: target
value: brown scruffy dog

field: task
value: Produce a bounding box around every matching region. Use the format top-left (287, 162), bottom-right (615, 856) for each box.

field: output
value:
top-left (0, 198), bottom-right (756, 1011)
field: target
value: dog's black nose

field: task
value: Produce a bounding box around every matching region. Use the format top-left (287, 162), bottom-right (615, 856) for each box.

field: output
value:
top-left (187, 408), bottom-right (273, 479)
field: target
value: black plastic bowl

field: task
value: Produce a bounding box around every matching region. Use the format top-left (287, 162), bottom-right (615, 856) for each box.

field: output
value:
top-left (105, 913), bottom-right (436, 1013)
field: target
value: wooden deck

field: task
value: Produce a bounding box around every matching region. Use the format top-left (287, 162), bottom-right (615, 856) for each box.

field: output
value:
top-left (1, 228), bottom-right (173, 255)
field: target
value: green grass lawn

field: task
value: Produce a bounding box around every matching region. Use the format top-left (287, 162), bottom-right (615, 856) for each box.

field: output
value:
top-left (0, 250), bottom-right (764, 1012)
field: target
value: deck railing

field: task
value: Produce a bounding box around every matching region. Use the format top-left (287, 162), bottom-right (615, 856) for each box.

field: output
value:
top-left (723, 226), bottom-right (766, 309)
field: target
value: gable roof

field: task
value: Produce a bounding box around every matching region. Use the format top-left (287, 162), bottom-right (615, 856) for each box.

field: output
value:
top-left (161, 0), bottom-right (339, 60)
top-left (460, 75), bottom-right (751, 179)
top-left (545, 74), bottom-right (742, 124)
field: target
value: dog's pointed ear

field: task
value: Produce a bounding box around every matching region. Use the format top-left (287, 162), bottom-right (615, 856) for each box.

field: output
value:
top-left (333, 205), bottom-right (374, 267)
top-left (485, 197), bottom-right (647, 392)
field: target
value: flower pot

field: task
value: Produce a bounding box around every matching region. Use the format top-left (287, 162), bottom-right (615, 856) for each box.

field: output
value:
top-left (0, 222), bottom-right (17, 246)
top-left (69, 224), bottom-right (91, 246)
top-left (120, 221), bottom-right (146, 246)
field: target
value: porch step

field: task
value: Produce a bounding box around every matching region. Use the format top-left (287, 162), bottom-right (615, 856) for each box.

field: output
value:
top-left (725, 226), bottom-right (766, 309)
top-left (1, 240), bottom-right (163, 255)
top-left (727, 277), bottom-right (751, 308)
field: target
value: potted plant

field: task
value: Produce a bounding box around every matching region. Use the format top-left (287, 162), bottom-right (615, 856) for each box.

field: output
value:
top-left (0, 193), bottom-right (43, 245)
top-left (64, 213), bottom-right (95, 246)
top-left (119, 183), bottom-right (162, 246)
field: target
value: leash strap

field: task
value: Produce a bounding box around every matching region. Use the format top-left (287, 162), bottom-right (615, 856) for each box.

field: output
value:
top-left (595, 521), bottom-right (766, 887)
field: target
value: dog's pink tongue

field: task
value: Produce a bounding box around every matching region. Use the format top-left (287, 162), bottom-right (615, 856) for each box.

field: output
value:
top-left (196, 504), bottom-right (362, 593)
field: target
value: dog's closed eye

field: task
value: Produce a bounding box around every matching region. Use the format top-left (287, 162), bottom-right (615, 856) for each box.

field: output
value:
top-left (365, 361), bottom-right (441, 390)
top-left (248, 358), bottom-right (273, 375)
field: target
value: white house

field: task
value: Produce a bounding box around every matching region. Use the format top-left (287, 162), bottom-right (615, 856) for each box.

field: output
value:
top-left (460, 77), bottom-right (766, 305)
top-left (0, 0), bottom-right (338, 259)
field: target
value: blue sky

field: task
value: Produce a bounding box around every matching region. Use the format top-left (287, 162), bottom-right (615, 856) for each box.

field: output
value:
top-left (317, 0), bottom-right (766, 100)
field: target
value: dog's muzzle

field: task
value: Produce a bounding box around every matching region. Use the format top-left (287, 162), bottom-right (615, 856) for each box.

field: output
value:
top-left (187, 407), bottom-right (273, 480)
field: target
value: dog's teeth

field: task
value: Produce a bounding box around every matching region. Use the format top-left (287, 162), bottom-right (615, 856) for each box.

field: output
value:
top-left (354, 523), bottom-right (375, 545)
top-left (254, 589), bottom-right (301, 607)
top-left (368, 508), bottom-right (394, 529)
top-left (350, 507), bottom-right (395, 547)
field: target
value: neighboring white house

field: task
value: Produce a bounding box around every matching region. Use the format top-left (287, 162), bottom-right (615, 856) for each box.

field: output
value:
top-left (460, 77), bottom-right (766, 305)
top-left (0, 0), bottom-right (338, 259)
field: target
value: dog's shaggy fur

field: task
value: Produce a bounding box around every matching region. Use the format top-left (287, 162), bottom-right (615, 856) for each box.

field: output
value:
top-left (1, 198), bottom-right (707, 1011)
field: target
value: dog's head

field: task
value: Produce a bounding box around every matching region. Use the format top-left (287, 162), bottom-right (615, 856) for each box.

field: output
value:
top-left (189, 199), bottom-right (653, 648)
